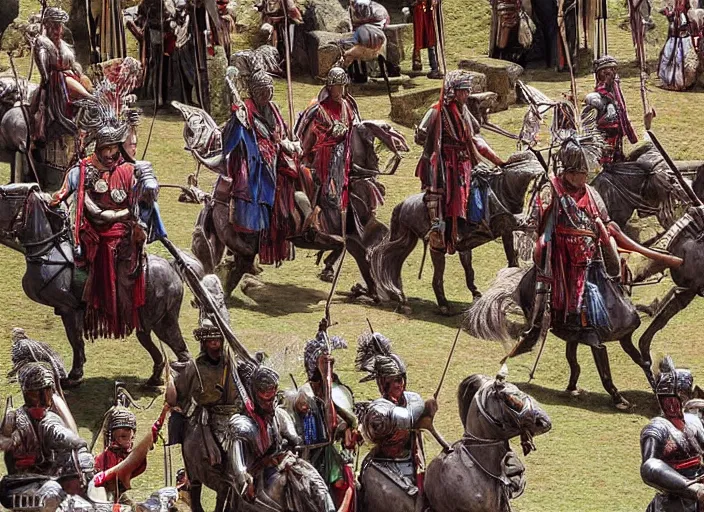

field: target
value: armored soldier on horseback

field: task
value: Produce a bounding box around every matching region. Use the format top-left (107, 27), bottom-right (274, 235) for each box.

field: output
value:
top-left (583, 56), bottom-right (638, 164)
top-left (415, 70), bottom-right (505, 254)
top-left (355, 332), bottom-right (448, 512)
top-left (227, 360), bottom-right (337, 511)
top-left (0, 363), bottom-right (95, 511)
top-left (285, 330), bottom-right (359, 511)
top-left (641, 356), bottom-right (704, 512)
top-left (51, 102), bottom-right (166, 340)
top-left (295, 68), bottom-right (360, 273)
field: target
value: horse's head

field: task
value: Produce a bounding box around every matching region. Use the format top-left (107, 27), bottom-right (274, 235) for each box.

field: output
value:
top-left (351, 120), bottom-right (409, 175)
top-left (460, 366), bottom-right (551, 455)
top-left (172, 100), bottom-right (222, 159)
top-left (0, 183), bottom-right (67, 250)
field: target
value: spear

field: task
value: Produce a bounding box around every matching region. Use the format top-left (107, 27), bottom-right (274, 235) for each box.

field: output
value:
top-left (627, 0), bottom-right (655, 129)
top-left (557, 0), bottom-right (579, 117)
top-left (281, 0), bottom-right (296, 135)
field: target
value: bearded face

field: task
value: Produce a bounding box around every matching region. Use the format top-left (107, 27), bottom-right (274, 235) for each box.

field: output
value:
top-left (46, 22), bottom-right (64, 43)
top-left (597, 67), bottom-right (616, 89)
top-left (563, 170), bottom-right (588, 191)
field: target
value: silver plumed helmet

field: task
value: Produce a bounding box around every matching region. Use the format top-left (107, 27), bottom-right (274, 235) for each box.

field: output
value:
top-left (94, 121), bottom-right (129, 150)
top-left (18, 362), bottom-right (55, 392)
top-left (655, 355), bottom-right (694, 402)
top-left (43, 7), bottom-right (69, 25)
top-left (444, 70), bottom-right (478, 103)
top-left (303, 333), bottom-right (347, 380)
top-left (355, 332), bottom-right (406, 383)
top-left (248, 69), bottom-right (274, 102)
top-left (593, 54), bottom-right (618, 74)
top-left (326, 67), bottom-right (350, 87)
top-left (557, 132), bottom-right (603, 175)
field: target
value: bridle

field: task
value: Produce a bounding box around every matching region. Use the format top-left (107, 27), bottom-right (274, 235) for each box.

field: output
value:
top-left (461, 380), bottom-right (537, 486)
top-left (1, 189), bottom-right (74, 292)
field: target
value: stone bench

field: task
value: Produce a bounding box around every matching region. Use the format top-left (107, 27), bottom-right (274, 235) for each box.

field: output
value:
top-left (458, 57), bottom-right (523, 111)
top-left (390, 71), bottom-right (486, 127)
top-left (306, 30), bottom-right (350, 79)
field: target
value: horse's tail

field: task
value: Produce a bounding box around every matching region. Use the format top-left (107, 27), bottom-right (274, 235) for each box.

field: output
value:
top-left (370, 201), bottom-right (418, 302)
top-left (457, 374), bottom-right (491, 426)
top-left (463, 267), bottom-right (529, 351)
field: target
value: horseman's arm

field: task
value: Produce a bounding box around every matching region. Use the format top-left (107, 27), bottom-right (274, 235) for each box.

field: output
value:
top-left (50, 166), bottom-right (80, 206)
top-left (82, 193), bottom-right (131, 224)
top-left (228, 415), bottom-right (257, 499)
top-left (472, 135), bottom-right (505, 166)
top-left (40, 412), bottom-right (87, 451)
top-left (275, 407), bottom-right (303, 447)
top-left (415, 107), bottom-right (438, 147)
top-left (641, 433), bottom-right (703, 500)
top-left (34, 37), bottom-right (51, 83)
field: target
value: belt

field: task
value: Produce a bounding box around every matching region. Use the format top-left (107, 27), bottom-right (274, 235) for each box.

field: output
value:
top-left (555, 226), bottom-right (597, 238)
top-left (667, 456), bottom-right (702, 471)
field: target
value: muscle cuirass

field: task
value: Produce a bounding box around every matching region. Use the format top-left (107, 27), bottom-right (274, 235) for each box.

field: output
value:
top-left (364, 391), bottom-right (425, 460)
top-left (643, 417), bottom-right (704, 476)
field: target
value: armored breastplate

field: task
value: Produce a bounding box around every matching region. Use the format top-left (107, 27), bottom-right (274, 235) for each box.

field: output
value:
top-left (643, 417), bottom-right (704, 472)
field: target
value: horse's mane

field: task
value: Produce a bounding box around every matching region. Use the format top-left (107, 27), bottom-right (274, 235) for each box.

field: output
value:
top-left (457, 374), bottom-right (491, 425)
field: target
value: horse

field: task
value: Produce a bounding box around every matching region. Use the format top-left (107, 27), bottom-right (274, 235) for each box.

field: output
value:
top-left (371, 151), bottom-right (544, 314)
top-left (0, 77), bottom-right (36, 184)
top-left (423, 368), bottom-right (552, 512)
top-left (174, 103), bottom-right (409, 299)
top-left (0, 183), bottom-right (191, 386)
top-left (591, 143), bottom-right (693, 235)
top-left (636, 206), bottom-right (704, 372)
top-left (464, 264), bottom-right (654, 409)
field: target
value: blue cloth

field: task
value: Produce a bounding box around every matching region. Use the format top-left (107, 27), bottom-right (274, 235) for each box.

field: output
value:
top-left (139, 200), bottom-right (167, 243)
top-left (222, 114), bottom-right (276, 232)
top-left (468, 186), bottom-right (485, 223)
top-left (303, 412), bottom-right (319, 445)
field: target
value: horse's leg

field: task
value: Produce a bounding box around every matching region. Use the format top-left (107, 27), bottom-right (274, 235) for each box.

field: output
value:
top-left (321, 248), bottom-right (343, 283)
top-left (60, 309), bottom-right (85, 386)
top-left (565, 341), bottom-right (581, 395)
top-left (591, 344), bottom-right (630, 409)
top-left (152, 310), bottom-right (191, 362)
top-left (502, 231), bottom-right (518, 268)
top-left (458, 249), bottom-right (481, 299)
top-left (430, 249), bottom-right (451, 314)
top-left (638, 287), bottom-right (696, 368)
top-left (225, 253), bottom-right (257, 296)
top-left (347, 236), bottom-right (379, 301)
top-left (214, 488), bottom-right (229, 512)
top-left (136, 330), bottom-right (165, 387)
top-left (190, 482), bottom-right (204, 512)
top-left (619, 334), bottom-right (656, 390)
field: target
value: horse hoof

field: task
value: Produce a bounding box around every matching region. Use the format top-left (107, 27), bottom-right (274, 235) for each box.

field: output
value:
top-left (568, 388), bottom-right (585, 397)
top-left (399, 304), bottom-right (412, 315)
top-left (350, 283), bottom-right (367, 297)
top-left (61, 377), bottom-right (83, 389)
top-left (614, 396), bottom-right (632, 410)
top-left (143, 375), bottom-right (165, 388)
top-left (471, 290), bottom-right (483, 300)
top-left (438, 305), bottom-right (453, 316)
top-left (319, 270), bottom-right (334, 283)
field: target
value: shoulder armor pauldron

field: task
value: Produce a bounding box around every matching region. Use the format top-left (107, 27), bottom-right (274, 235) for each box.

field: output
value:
top-left (229, 414), bottom-right (258, 443)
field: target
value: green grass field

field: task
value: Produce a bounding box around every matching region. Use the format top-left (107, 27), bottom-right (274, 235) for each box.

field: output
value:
top-left (1, 0), bottom-right (704, 510)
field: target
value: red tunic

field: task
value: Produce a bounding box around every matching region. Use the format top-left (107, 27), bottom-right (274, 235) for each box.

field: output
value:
top-left (413, 0), bottom-right (437, 50)
top-left (94, 446), bottom-right (147, 495)
top-left (75, 157), bottom-right (146, 339)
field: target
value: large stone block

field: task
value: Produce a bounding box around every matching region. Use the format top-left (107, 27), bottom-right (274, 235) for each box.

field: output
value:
top-left (306, 30), bottom-right (349, 79)
top-left (303, 0), bottom-right (351, 33)
top-left (384, 23), bottom-right (413, 66)
top-left (390, 72), bottom-right (487, 127)
top-left (458, 56), bottom-right (523, 111)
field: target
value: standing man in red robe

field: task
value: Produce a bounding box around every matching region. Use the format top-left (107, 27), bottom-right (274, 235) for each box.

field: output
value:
top-left (403, 0), bottom-right (443, 78)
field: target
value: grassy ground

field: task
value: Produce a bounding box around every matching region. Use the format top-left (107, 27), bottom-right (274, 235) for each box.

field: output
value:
top-left (1, 0), bottom-right (704, 510)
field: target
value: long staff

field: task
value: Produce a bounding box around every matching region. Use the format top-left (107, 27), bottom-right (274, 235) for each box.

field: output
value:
top-left (282, 1), bottom-right (296, 136)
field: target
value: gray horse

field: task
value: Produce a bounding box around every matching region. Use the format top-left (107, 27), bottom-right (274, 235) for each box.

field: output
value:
top-left (173, 102), bottom-right (409, 299)
top-left (0, 77), bottom-right (36, 183)
top-left (371, 151), bottom-right (544, 314)
top-left (0, 183), bottom-right (190, 386)
top-left (465, 263), bottom-right (654, 408)
top-left (636, 206), bottom-right (704, 372)
top-left (591, 143), bottom-right (694, 235)
top-left (424, 369), bottom-right (552, 512)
